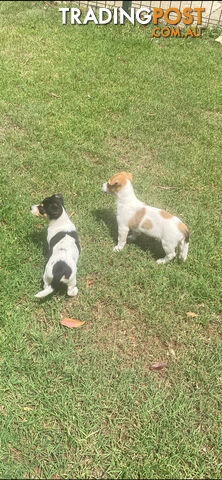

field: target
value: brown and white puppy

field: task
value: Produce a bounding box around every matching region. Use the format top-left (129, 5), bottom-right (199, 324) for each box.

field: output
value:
top-left (102, 172), bottom-right (189, 264)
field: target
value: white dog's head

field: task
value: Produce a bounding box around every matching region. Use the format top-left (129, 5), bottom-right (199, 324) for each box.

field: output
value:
top-left (102, 171), bottom-right (132, 194)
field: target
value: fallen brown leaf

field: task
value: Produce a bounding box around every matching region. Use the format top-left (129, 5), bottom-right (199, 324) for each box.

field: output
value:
top-left (47, 92), bottom-right (60, 98)
top-left (69, 211), bottom-right (75, 218)
top-left (150, 362), bottom-right (167, 371)
top-left (186, 311), bottom-right (198, 318)
top-left (61, 318), bottom-right (85, 328)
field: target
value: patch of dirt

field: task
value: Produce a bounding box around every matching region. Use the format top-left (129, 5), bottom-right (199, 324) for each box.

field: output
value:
top-left (34, 307), bottom-right (56, 334)
top-left (9, 445), bottom-right (23, 463)
top-left (0, 115), bottom-right (27, 139)
top-left (59, 296), bottom-right (81, 321)
top-left (202, 110), bottom-right (222, 120)
top-left (88, 301), bottom-right (172, 374)
top-left (85, 273), bottom-right (98, 289)
top-left (85, 151), bottom-right (104, 166)
top-left (0, 220), bottom-right (8, 228)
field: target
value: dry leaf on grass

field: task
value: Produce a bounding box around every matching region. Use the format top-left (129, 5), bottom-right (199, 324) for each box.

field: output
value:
top-left (61, 318), bottom-right (85, 328)
top-left (69, 211), bottom-right (75, 218)
top-left (47, 92), bottom-right (60, 98)
top-left (150, 362), bottom-right (167, 371)
top-left (186, 311), bottom-right (198, 318)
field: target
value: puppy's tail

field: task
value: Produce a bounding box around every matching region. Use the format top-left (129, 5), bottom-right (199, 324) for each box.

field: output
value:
top-left (178, 239), bottom-right (189, 261)
top-left (178, 224), bottom-right (189, 261)
top-left (35, 285), bottom-right (54, 298)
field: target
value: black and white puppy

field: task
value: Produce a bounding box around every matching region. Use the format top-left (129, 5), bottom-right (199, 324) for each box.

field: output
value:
top-left (31, 194), bottom-right (80, 298)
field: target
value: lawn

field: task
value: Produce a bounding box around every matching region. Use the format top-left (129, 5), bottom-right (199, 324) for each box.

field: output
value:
top-left (0, 1), bottom-right (221, 478)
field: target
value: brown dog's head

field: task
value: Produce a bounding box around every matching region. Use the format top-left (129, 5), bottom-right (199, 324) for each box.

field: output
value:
top-left (102, 172), bottom-right (132, 194)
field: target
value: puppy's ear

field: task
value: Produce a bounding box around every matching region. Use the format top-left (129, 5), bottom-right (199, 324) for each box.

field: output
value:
top-left (117, 171), bottom-right (133, 183)
top-left (108, 178), bottom-right (120, 187)
top-left (125, 172), bottom-right (132, 182)
top-left (54, 194), bottom-right (64, 205)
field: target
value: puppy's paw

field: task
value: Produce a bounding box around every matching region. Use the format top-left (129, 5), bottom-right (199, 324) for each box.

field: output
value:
top-left (156, 258), bottom-right (165, 265)
top-left (68, 286), bottom-right (78, 297)
top-left (113, 245), bottom-right (123, 252)
top-left (35, 292), bottom-right (42, 298)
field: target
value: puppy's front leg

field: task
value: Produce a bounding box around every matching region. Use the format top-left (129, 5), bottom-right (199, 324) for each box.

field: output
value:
top-left (113, 225), bottom-right (129, 252)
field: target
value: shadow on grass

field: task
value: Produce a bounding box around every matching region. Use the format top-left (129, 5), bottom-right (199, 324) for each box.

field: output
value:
top-left (93, 208), bottom-right (165, 260)
top-left (30, 229), bottom-right (48, 258)
top-left (93, 208), bottom-right (118, 243)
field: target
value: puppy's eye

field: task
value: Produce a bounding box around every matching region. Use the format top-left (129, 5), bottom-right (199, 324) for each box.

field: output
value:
top-left (38, 205), bottom-right (45, 214)
top-left (109, 182), bottom-right (119, 188)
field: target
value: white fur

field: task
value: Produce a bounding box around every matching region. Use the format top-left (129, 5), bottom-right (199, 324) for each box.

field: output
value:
top-left (103, 179), bottom-right (189, 264)
top-left (33, 208), bottom-right (79, 297)
top-left (31, 205), bottom-right (39, 215)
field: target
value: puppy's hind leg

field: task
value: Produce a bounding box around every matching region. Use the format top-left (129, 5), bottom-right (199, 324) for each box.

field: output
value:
top-left (67, 273), bottom-right (78, 297)
top-left (35, 271), bottom-right (54, 298)
top-left (178, 238), bottom-right (189, 261)
top-left (35, 285), bottom-right (54, 298)
top-left (156, 241), bottom-right (176, 265)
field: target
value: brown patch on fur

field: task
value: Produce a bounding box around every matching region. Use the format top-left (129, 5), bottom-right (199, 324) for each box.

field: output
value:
top-left (160, 210), bottom-right (173, 219)
top-left (128, 207), bottom-right (146, 229)
top-left (178, 222), bottom-right (189, 243)
top-left (107, 171), bottom-right (132, 193)
top-left (34, 208), bottom-right (41, 217)
top-left (141, 218), bottom-right (153, 230)
top-left (34, 208), bottom-right (48, 219)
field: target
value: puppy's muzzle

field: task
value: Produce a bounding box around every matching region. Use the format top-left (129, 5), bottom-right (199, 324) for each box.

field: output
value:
top-left (102, 182), bottom-right (108, 193)
top-left (30, 205), bottom-right (41, 216)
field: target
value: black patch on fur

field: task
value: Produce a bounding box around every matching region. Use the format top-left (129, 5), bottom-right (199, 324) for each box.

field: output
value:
top-left (40, 194), bottom-right (64, 220)
top-left (38, 205), bottom-right (46, 215)
top-left (49, 230), bottom-right (81, 257)
top-left (51, 261), bottom-right (72, 290)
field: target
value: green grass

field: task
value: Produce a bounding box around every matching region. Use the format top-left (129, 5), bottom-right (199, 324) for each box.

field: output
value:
top-left (0, 1), bottom-right (222, 478)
